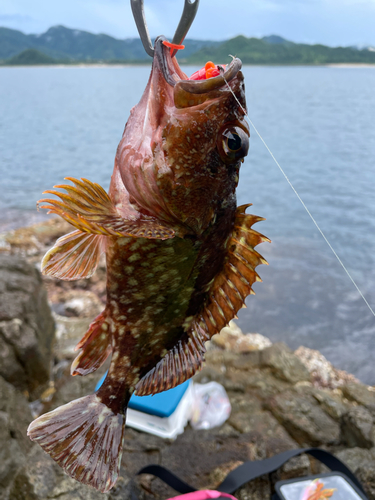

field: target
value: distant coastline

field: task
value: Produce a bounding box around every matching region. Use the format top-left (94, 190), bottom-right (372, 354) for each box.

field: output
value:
top-left (2, 62), bottom-right (375, 68)
top-left (1, 25), bottom-right (375, 67)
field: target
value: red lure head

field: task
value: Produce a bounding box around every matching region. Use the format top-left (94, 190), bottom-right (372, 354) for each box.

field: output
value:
top-left (112, 37), bottom-right (249, 235)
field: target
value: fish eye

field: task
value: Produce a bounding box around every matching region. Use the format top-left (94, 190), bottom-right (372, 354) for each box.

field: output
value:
top-left (218, 125), bottom-right (249, 163)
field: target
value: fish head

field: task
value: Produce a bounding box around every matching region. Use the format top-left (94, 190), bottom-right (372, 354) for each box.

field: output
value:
top-left (114, 36), bottom-right (249, 234)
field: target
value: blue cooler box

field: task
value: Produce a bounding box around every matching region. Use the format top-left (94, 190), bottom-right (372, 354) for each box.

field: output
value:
top-left (95, 374), bottom-right (193, 438)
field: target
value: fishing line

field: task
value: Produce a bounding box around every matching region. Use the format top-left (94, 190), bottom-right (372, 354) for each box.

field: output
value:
top-left (220, 69), bottom-right (375, 318)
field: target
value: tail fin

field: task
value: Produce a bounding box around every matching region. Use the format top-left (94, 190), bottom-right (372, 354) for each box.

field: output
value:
top-left (27, 394), bottom-right (125, 493)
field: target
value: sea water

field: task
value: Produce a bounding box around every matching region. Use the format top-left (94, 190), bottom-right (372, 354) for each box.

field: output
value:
top-left (0, 65), bottom-right (374, 382)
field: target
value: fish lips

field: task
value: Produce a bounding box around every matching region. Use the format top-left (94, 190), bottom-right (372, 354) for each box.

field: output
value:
top-left (154, 36), bottom-right (243, 109)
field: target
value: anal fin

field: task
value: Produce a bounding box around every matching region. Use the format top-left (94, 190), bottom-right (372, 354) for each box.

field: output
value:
top-left (38, 177), bottom-right (176, 240)
top-left (193, 204), bottom-right (269, 341)
top-left (41, 230), bottom-right (105, 280)
top-left (135, 329), bottom-right (206, 396)
top-left (71, 311), bottom-right (112, 376)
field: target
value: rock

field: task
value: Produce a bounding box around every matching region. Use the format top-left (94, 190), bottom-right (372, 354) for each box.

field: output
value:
top-left (50, 289), bottom-right (103, 319)
top-left (235, 476), bottom-right (272, 500)
top-left (0, 255), bottom-right (55, 396)
top-left (9, 445), bottom-right (58, 500)
top-left (266, 390), bottom-right (340, 446)
top-left (230, 409), bottom-right (297, 445)
top-left (355, 464), bottom-right (375, 500)
top-left (0, 376), bottom-right (33, 454)
top-left (335, 447), bottom-right (375, 472)
top-left (0, 376), bottom-right (33, 497)
top-left (260, 343), bottom-right (310, 385)
top-left (53, 313), bottom-right (95, 359)
top-left (212, 320), bottom-right (272, 353)
top-left (341, 406), bottom-right (374, 448)
top-left (204, 349), bottom-right (254, 370)
top-left (3, 218), bottom-right (71, 259)
top-left (227, 393), bottom-right (296, 446)
top-left (335, 448), bottom-right (375, 500)
top-left (311, 388), bottom-right (349, 420)
top-left (342, 383), bottom-right (375, 415)
top-left (0, 326), bottom-right (28, 390)
top-left (50, 288), bottom-right (104, 360)
top-left (272, 454), bottom-right (312, 481)
top-left (8, 441), bottom-right (135, 500)
top-left (0, 412), bottom-right (26, 492)
top-left (295, 346), bottom-right (359, 389)
top-left (228, 368), bottom-right (292, 399)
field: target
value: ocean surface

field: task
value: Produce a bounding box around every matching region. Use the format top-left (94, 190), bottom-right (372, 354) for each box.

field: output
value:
top-left (1, 64), bottom-right (374, 383)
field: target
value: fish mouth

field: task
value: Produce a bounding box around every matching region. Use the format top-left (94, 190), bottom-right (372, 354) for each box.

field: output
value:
top-left (154, 36), bottom-right (242, 95)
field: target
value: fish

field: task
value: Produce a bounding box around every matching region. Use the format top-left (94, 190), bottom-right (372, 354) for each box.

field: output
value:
top-left (27, 36), bottom-right (269, 493)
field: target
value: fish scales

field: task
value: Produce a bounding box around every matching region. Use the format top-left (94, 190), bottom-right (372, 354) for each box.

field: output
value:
top-left (28, 36), bottom-right (269, 492)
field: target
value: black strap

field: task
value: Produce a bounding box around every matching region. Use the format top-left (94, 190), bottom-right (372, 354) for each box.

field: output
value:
top-left (216, 448), bottom-right (364, 494)
top-left (136, 447), bottom-right (366, 496)
top-left (136, 464), bottom-right (196, 494)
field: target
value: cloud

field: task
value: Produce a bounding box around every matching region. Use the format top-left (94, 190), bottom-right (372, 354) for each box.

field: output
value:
top-left (1, 0), bottom-right (375, 46)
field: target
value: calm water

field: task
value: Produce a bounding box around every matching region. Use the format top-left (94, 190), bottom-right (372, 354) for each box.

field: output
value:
top-left (1, 65), bottom-right (374, 382)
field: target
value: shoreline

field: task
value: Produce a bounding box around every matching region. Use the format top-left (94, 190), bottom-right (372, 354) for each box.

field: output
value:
top-left (1, 62), bottom-right (375, 69)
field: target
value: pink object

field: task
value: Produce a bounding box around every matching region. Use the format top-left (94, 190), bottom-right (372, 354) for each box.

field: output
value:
top-left (167, 490), bottom-right (237, 500)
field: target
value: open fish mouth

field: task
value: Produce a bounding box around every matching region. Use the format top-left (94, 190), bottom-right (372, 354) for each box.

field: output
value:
top-left (154, 35), bottom-right (242, 94)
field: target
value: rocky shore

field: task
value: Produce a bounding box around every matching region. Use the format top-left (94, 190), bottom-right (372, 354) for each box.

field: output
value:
top-left (1, 219), bottom-right (375, 500)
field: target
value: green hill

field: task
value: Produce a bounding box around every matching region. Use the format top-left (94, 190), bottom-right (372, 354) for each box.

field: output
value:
top-left (1, 26), bottom-right (374, 66)
top-left (4, 48), bottom-right (59, 65)
top-left (186, 35), bottom-right (375, 65)
top-left (0, 25), bottom-right (221, 63)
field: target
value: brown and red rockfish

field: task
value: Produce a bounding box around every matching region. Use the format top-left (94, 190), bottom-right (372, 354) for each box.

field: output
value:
top-left (28, 37), bottom-right (269, 492)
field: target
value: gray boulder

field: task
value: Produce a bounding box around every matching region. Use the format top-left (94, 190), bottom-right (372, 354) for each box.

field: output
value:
top-left (341, 406), bottom-right (374, 448)
top-left (260, 343), bottom-right (311, 384)
top-left (266, 389), bottom-right (340, 446)
top-left (342, 383), bottom-right (375, 416)
top-left (0, 376), bottom-right (33, 497)
top-left (0, 255), bottom-right (55, 396)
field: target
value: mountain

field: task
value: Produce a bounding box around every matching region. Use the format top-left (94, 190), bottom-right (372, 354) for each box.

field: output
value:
top-left (261, 35), bottom-right (294, 46)
top-left (0, 25), bottom-right (221, 62)
top-left (186, 35), bottom-right (375, 65)
top-left (6, 48), bottom-right (59, 65)
top-left (1, 26), bottom-right (375, 65)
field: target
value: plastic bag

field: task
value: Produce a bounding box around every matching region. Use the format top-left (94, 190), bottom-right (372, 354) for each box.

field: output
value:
top-left (189, 382), bottom-right (231, 430)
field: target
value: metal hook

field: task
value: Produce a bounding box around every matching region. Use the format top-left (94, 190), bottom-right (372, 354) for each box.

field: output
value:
top-left (130, 0), bottom-right (200, 58)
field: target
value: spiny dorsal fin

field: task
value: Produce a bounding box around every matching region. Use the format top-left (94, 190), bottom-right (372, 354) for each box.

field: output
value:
top-left (38, 177), bottom-right (176, 240)
top-left (193, 204), bottom-right (269, 341)
top-left (135, 328), bottom-right (206, 396)
top-left (41, 230), bottom-right (105, 280)
top-left (71, 311), bottom-right (112, 376)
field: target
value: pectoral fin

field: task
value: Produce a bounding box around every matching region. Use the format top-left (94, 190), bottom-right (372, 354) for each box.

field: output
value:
top-left (41, 230), bottom-right (105, 280)
top-left (38, 177), bottom-right (176, 240)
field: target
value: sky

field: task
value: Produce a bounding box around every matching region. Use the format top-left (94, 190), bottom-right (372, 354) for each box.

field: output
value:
top-left (1, 0), bottom-right (375, 47)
